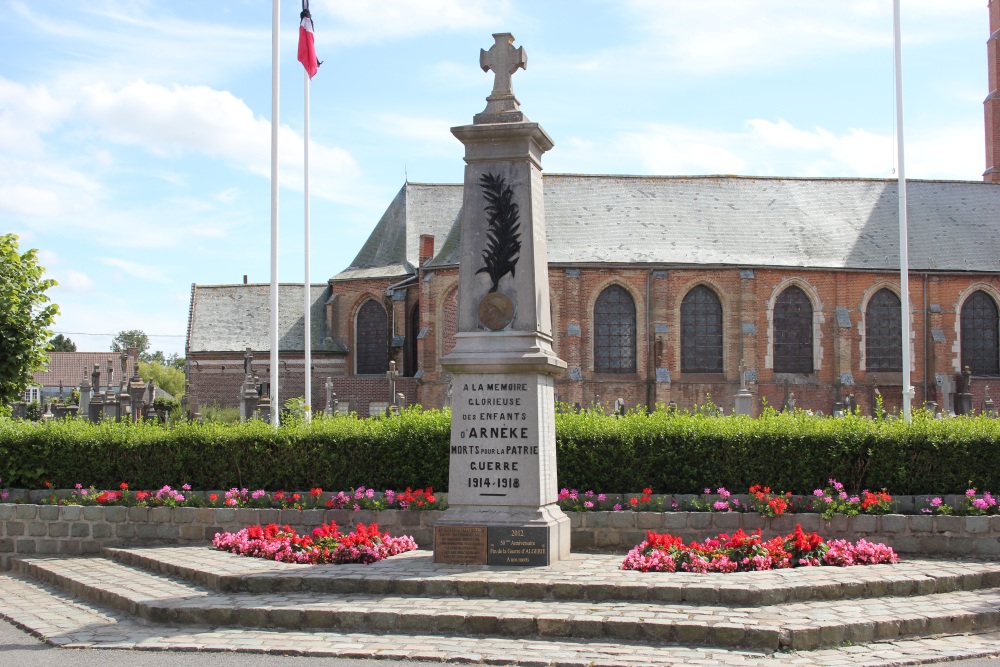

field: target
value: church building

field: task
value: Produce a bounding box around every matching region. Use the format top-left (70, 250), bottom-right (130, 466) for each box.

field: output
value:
top-left (185, 9), bottom-right (1000, 418)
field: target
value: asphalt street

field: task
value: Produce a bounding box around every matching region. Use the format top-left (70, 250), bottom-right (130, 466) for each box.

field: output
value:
top-left (0, 619), bottom-right (418, 667)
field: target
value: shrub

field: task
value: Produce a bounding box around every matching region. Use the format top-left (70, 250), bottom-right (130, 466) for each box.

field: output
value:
top-left (1, 406), bottom-right (999, 495)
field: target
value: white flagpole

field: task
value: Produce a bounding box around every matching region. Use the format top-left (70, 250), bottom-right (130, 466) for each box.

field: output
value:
top-left (893, 0), bottom-right (913, 421)
top-left (303, 68), bottom-right (312, 423)
top-left (269, 0), bottom-right (281, 426)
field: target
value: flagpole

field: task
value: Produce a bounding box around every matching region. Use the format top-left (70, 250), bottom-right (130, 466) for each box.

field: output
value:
top-left (269, 0), bottom-right (281, 426)
top-left (303, 68), bottom-right (312, 423)
top-left (893, 0), bottom-right (913, 421)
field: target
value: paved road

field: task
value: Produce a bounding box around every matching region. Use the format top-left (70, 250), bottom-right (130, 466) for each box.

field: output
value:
top-left (5, 618), bottom-right (1000, 667)
top-left (0, 619), bottom-right (418, 667)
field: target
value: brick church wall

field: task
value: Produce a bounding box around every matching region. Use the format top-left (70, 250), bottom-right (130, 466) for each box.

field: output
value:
top-left (404, 264), bottom-right (998, 417)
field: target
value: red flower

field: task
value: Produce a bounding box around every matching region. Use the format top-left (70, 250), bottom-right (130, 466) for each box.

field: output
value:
top-left (120, 482), bottom-right (129, 490)
top-left (309, 487), bottom-right (322, 497)
top-left (209, 493), bottom-right (219, 503)
top-left (629, 497), bottom-right (639, 507)
top-left (44, 481), bottom-right (52, 489)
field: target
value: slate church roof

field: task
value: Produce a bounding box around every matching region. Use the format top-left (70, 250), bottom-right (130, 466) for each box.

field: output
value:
top-left (338, 175), bottom-right (1000, 277)
top-left (186, 283), bottom-right (332, 354)
top-left (332, 183), bottom-right (464, 281)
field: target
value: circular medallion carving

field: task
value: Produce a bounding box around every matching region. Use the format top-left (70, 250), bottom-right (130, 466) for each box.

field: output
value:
top-left (479, 292), bottom-right (515, 331)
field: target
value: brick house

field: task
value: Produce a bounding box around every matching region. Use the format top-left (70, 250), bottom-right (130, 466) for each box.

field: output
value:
top-left (29, 351), bottom-right (139, 404)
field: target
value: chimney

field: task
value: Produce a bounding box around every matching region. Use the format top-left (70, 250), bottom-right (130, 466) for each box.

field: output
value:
top-left (419, 234), bottom-right (435, 266)
top-left (986, 0), bottom-right (1000, 182)
top-left (243, 274), bottom-right (248, 284)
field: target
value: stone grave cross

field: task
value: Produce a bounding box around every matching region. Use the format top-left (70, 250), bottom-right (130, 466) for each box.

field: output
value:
top-left (386, 361), bottom-right (399, 406)
top-left (478, 33), bottom-right (526, 119)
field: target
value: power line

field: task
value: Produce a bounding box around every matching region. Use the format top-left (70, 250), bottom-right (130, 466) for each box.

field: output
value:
top-left (53, 331), bottom-right (185, 338)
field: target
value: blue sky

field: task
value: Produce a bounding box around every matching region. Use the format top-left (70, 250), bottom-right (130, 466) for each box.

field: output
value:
top-left (0, 0), bottom-right (989, 357)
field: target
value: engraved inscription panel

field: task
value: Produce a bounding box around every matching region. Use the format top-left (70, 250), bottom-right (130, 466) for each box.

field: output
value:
top-left (434, 525), bottom-right (488, 564)
top-left (449, 374), bottom-right (541, 506)
top-left (487, 526), bottom-right (548, 566)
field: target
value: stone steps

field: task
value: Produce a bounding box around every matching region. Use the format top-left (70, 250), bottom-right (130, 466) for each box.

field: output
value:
top-left (11, 550), bottom-right (1000, 652)
top-left (13, 572), bottom-right (1000, 667)
top-left (104, 545), bottom-right (1000, 604)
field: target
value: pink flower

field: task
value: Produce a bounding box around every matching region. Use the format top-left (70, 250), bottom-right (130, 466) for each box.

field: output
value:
top-left (182, 484), bottom-right (191, 491)
top-left (967, 489), bottom-right (977, 497)
top-left (597, 493), bottom-right (607, 502)
top-left (813, 489), bottom-right (824, 497)
top-left (584, 501), bottom-right (594, 509)
top-left (613, 503), bottom-right (623, 511)
top-left (930, 497), bottom-right (943, 507)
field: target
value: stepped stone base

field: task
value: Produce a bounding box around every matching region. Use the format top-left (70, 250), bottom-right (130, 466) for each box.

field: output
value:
top-left (2, 545), bottom-right (1000, 665)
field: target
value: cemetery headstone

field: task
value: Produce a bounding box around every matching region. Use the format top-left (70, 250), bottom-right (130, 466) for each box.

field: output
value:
top-left (239, 347), bottom-right (259, 421)
top-left (957, 366), bottom-right (974, 416)
top-left (434, 33), bottom-right (570, 566)
top-left (983, 385), bottom-right (996, 417)
top-left (324, 377), bottom-right (334, 416)
top-left (734, 360), bottom-right (753, 416)
top-left (79, 367), bottom-right (92, 419)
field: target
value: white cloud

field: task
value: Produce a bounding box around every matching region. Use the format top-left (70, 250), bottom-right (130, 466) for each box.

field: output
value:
top-left (0, 78), bottom-right (72, 155)
top-left (315, 0), bottom-right (508, 44)
top-left (101, 257), bottom-right (170, 283)
top-left (550, 116), bottom-right (982, 182)
top-left (10, 1), bottom-right (267, 89)
top-left (77, 79), bottom-right (367, 204)
top-left (54, 269), bottom-right (96, 293)
top-left (0, 185), bottom-right (62, 217)
top-left (570, 0), bottom-right (985, 76)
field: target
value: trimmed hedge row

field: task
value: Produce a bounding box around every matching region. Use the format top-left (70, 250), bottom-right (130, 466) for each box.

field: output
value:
top-left (1, 409), bottom-right (999, 494)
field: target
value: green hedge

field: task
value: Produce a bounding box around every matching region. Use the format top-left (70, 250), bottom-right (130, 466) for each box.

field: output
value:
top-left (1, 409), bottom-right (999, 494)
top-left (0, 410), bottom-right (451, 492)
top-left (556, 409), bottom-right (1000, 495)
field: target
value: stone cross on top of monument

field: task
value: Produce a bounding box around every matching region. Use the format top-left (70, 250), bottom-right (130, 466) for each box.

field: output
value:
top-left (476, 33), bottom-right (527, 124)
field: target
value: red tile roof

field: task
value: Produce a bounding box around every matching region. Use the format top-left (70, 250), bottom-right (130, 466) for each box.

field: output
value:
top-left (32, 352), bottom-right (138, 388)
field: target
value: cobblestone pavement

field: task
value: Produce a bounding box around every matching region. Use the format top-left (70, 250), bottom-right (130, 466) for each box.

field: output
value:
top-left (3, 547), bottom-right (1000, 666)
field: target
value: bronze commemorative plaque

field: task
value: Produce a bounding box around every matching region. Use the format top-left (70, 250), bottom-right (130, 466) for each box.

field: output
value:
top-left (487, 526), bottom-right (549, 566)
top-left (478, 292), bottom-right (515, 331)
top-left (434, 525), bottom-right (488, 564)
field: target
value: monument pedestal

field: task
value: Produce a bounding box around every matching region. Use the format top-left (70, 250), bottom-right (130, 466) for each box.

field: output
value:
top-left (434, 368), bottom-right (569, 566)
top-left (434, 32), bottom-right (569, 566)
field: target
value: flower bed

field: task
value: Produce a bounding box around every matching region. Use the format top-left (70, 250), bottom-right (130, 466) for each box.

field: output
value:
top-left (622, 525), bottom-right (899, 573)
top-left (212, 521), bottom-right (418, 565)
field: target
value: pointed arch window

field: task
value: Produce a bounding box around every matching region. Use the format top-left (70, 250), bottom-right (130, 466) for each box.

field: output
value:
top-left (681, 285), bottom-right (723, 373)
top-left (865, 288), bottom-right (902, 372)
top-left (404, 302), bottom-right (419, 377)
top-left (773, 285), bottom-right (813, 373)
top-left (355, 299), bottom-right (388, 375)
top-left (961, 290), bottom-right (1000, 376)
top-left (594, 285), bottom-right (636, 373)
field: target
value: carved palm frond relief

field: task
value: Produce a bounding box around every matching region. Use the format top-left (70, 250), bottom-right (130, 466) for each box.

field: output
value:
top-left (476, 172), bottom-right (521, 293)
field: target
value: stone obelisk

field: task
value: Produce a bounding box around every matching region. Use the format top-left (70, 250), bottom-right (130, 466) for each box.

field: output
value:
top-left (434, 33), bottom-right (570, 566)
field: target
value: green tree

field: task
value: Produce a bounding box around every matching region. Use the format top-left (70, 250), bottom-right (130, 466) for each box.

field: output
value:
top-left (138, 360), bottom-right (185, 398)
top-left (111, 329), bottom-right (150, 358)
top-left (48, 334), bottom-right (76, 352)
top-left (0, 234), bottom-right (58, 405)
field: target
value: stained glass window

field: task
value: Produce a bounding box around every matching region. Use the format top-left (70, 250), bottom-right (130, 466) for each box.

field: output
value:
top-left (356, 299), bottom-right (388, 375)
top-left (961, 290), bottom-right (1000, 376)
top-left (681, 285), bottom-right (723, 373)
top-left (865, 288), bottom-right (902, 372)
top-left (773, 285), bottom-right (813, 373)
top-left (594, 285), bottom-right (636, 373)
